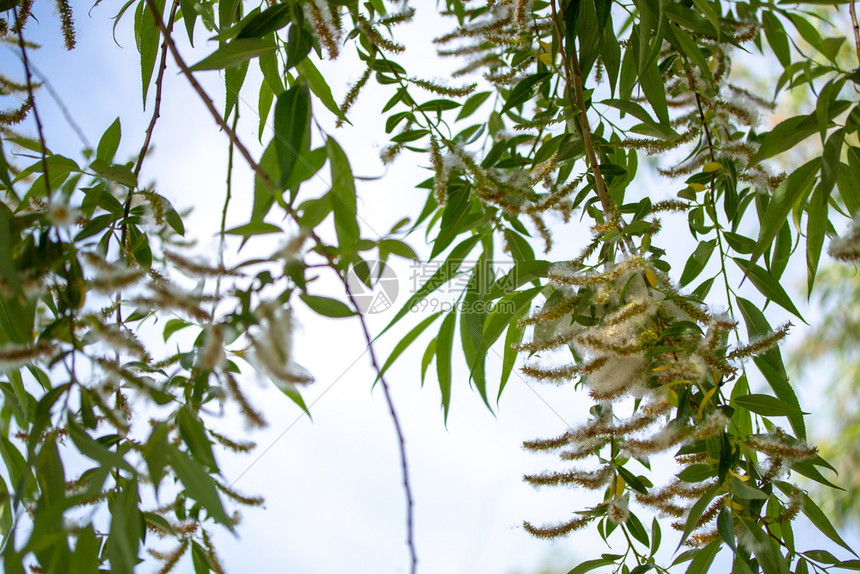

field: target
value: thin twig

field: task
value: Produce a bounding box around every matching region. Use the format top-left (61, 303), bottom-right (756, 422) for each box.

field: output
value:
top-left (550, 0), bottom-right (613, 216)
top-left (211, 111), bottom-right (238, 318)
top-left (342, 279), bottom-right (417, 574)
top-left (850, 0), bottom-right (860, 68)
top-left (145, 0), bottom-right (415, 566)
top-left (144, 0), bottom-right (276, 193)
top-left (135, 0), bottom-right (180, 178)
top-left (12, 5), bottom-right (51, 195)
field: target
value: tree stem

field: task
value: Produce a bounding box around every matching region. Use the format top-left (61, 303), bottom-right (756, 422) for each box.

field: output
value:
top-left (550, 0), bottom-right (614, 217)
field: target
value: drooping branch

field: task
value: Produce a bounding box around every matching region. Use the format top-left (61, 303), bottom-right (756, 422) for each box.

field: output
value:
top-left (144, 0), bottom-right (276, 193)
top-left (134, 0), bottom-right (180, 178)
top-left (342, 279), bottom-right (418, 574)
top-left (550, 0), bottom-right (614, 217)
top-left (12, 5), bottom-right (50, 196)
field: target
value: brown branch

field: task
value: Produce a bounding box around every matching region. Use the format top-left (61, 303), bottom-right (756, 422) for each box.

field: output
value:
top-left (135, 0), bottom-right (180, 178)
top-left (144, 0), bottom-right (275, 193)
top-left (550, 0), bottom-right (614, 217)
top-left (12, 5), bottom-right (50, 196)
top-left (851, 0), bottom-right (860, 68)
top-left (342, 278), bottom-right (418, 574)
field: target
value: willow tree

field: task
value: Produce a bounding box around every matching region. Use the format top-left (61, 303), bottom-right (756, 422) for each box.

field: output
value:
top-left (1, 0), bottom-right (859, 572)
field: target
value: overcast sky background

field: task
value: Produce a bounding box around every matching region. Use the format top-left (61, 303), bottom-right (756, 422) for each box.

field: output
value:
top-left (6, 1), bottom-right (860, 572)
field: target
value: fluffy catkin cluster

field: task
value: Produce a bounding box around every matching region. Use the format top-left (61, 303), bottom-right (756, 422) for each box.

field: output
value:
top-left (517, 254), bottom-right (801, 543)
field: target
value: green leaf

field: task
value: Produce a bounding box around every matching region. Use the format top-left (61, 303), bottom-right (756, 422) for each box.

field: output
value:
top-left (436, 311), bottom-right (456, 421)
top-left (177, 406), bottom-right (218, 469)
top-left (67, 418), bottom-right (135, 473)
top-left (379, 235), bottom-right (479, 336)
top-left (190, 38), bottom-right (277, 71)
top-left (680, 240), bottom-right (716, 287)
top-left (639, 58), bottom-right (670, 125)
top-left (762, 11), bottom-right (790, 67)
top-left (678, 486), bottom-right (718, 549)
top-left (191, 542), bottom-right (211, 573)
top-left (750, 101), bottom-right (850, 166)
top-left (457, 91), bottom-right (491, 121)
top-left (677, 463), bottom-right (717, 483)
top-left (96, 118), bottom-right (121, 163)
top-left (167, 445), bottom-right (233, 527)
top-left (685, 539), bottom-right (721, 574)
top-left (274, 85), bottom-right (311, 186)
top-left (601, 99), bottom-right (678, 139)
top-left (431, 183), bottom-right (474, 259)
top-left (732, 394), bottom-right (807, 417)
top-left (375, 312), bottom-right (443, 383)
top-left (486, 260), bottom-right (550, 299)
top-left (137, 0), bottom-right (165, 107)
top-left (108, 479), bottom-right (142, 574)
top-left (567, 558), bottom-right (616, 574)
top-left (500, 72), bottom-right (551, 115)
top-left (299, 293), bottom-right (356, 318)
top-left (751, 158), bottom-right (819, 266)
top-left (736, 298), bottom-right (805, 439)
top-left (237, 3), bottom-right (291, 38)
top-left (717, 505), bottom-right (735, 550)
top-left (296, 59), bottom-right (347, 121)
top-left (326, 138), bottom-right (360, 254)
top-left (225, 220), bottom-right (282, 238)
top-left (498, 313), bottom-right (524, 401)
top-left (732, 258), bottom-right (804, 321)
top-left (69, 525), bottom-right (99, 574)
top-left (731, 476), bottom-right (769, 500)
top-left (800, 492), bottom-right (856, 555)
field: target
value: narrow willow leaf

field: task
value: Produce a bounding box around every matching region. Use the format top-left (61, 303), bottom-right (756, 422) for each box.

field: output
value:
top-left (736, 297), bottom-right (805, 439)
top-left (177, 406), bottom-right (218, 469)
top-left (299, 293), bottom-right (356, 318)
top-left (678, 486), bottom-right (718, 549)
top-left (296, 59), bottom-right (347, 121)
top-left (236, 3), bottom-right (291, 38)
top-left (137, 0), bottom-right (165, 107)
top-left (732, 258), bottom-right (804, 321)
top-left (96, 118), bottom-right (121, 163)
top-left (108, 479), bottom-right (142, 574)
top-left (378, 235), bottom-right (480, 337)
top-left (800, 492), bottom-right (857, 555)
top-left (601, 99), bottom-right (678, 138)
top-left (717, 505), bottom-right (735, 550)
top-left (680, 240), bottom-right (716, 287)
top-left (326, 138), bottom-right (360, 255)
top-left (751, 158), bottom-right (819, 266)
top-left (167, 446), bottom-right (233, 528)
top-left (500, 73), bottom-right (551, 115)
top-left (190, 38), bottom-right (277, 71)
top-left (762, 11), bottom-right (790, 67)
top-left (375, 312), bottom-right (443, 383)
top-left (436, 311), bottom-right (456, 421)
top-left (732, 394), bottom-right (807, 417)
top-left (750, 101), bottom-right (849, 166)
top-left (685, 539), bottom-right (721, 574)
top-left (274, 85), bottom-right (311, 185)
top-left (457, 91), bottom-right (492, 121)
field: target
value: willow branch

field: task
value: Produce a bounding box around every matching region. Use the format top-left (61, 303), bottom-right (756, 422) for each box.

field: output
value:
top-left (342, 279), bottom-right (418, 574)
top-left (135, 0), bottom-right (180, 178)
top-left (551, 0), bottom-right (614, 217)
top-left (13, 5), bottom-right (50, 196)
top-left (144, 0), bottom-right (275, 193)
